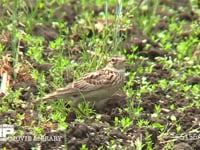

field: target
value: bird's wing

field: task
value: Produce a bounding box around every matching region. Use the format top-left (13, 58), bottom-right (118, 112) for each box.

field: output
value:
top-left (54, 68), bottom-right (118, 94)
top-left (74, 68), bottom-right (118, 92)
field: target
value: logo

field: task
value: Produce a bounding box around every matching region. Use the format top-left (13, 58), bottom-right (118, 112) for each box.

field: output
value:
top-left (0, 124), bottom-right (14, 141)
top-left (0, 124), bottom-right (62, 142)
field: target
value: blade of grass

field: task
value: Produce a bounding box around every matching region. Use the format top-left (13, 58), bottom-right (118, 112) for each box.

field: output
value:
top-left (11, 0), bottom-right (19, 80)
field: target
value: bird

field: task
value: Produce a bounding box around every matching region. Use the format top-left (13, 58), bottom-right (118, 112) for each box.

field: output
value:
top-left (34, 56), bottom-right (126, 111)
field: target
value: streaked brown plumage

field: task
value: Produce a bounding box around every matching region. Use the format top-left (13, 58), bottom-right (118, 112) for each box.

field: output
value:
top-left (35, 56), bottom-right (126, 110)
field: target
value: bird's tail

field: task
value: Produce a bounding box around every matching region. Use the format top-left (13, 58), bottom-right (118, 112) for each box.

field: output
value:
top-left (33, 89), bottom-right (69, 104)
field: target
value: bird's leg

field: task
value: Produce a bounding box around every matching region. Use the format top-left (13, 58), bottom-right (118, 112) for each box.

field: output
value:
top-left (72, 106), bottom-right (86, 116)
top-left (70, 99), bottom-right (87, 116)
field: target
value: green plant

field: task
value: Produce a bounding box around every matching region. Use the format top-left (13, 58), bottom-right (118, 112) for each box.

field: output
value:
top-left (114, 117), bottom-right (133, 132)
top-left (25, 36), bottom-right (45, 64)
top-left (80, 144), bottom-right (88, 150)
top-left (152, 123), bottom-right (164, 132)
top-left (144, 131), bottom-right (154, 150)
top-left (33, 126), bottom-right (43, 136)
top-left (137, 119), bottom-right (150, 128)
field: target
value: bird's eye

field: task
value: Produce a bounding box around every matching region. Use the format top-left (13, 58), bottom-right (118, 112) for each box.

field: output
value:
top-left (111, 58), bottom-right (115, 62)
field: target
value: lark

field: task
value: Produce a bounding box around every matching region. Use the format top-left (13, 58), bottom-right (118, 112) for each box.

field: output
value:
top-left (34, 56), bottom-right (126, 110)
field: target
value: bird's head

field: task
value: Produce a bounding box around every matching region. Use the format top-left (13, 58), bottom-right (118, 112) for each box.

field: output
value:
top-left (107, 56), bottom-right (126, 70)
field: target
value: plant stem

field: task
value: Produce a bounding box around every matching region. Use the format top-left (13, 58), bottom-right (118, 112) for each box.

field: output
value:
top-left (12, 0), bottom-right (19, 80)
